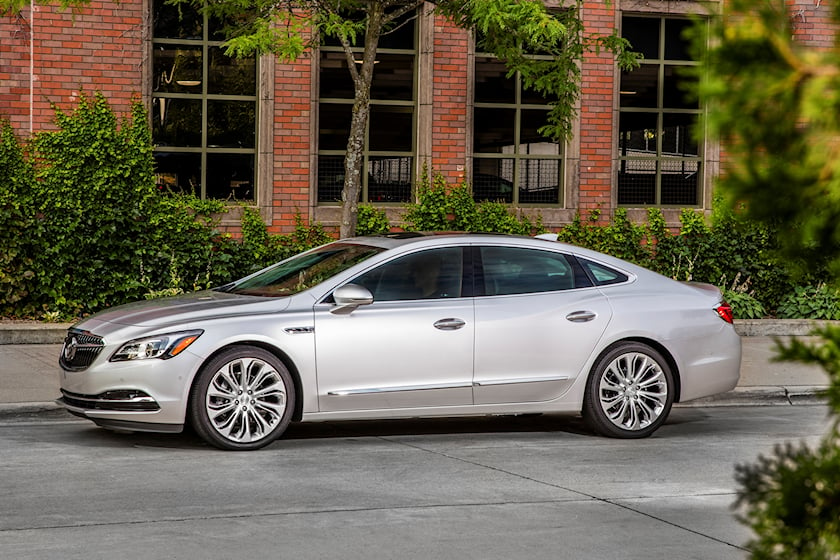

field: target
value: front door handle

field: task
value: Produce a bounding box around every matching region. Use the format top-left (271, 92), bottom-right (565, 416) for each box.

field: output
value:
top-left (434, 318), bottom-right (466, 330)
top-left (566, 310), bottom-right (597, 323)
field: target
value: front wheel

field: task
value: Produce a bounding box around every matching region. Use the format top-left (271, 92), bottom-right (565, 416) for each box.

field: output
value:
top-left (582, 342), bottom-right (674, 439)
top-left (189, 346), bottom-right (295, 451)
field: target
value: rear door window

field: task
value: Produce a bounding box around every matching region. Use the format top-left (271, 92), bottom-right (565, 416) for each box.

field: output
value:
top-left (479, 246), bottom-right (588, 295)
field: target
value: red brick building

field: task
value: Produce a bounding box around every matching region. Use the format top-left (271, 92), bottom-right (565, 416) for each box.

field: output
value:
top-left (0, 0), bottom-right (834, 233)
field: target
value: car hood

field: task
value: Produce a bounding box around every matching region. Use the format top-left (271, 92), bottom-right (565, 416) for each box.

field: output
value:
top-left (73, 290), bottom-right (291, 333)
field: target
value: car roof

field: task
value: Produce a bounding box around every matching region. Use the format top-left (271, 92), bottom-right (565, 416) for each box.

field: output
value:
top-left (346, 231), bottom-right (554, 249)
top-left (343, 231), bottom-right (664, 282)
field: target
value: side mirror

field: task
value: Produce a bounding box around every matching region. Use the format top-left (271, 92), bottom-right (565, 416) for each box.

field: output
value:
top-left (331, 284), bottom-right (374, 315)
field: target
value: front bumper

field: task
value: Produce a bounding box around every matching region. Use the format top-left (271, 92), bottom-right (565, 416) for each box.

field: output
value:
top-left (60, 389), bottom-right (160, 412)
top-left (59, 338), bottom-right (204, 430)
top-left (57, 390), bottom-right (184, 433)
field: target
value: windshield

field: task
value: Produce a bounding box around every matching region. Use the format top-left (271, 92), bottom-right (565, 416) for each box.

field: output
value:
top-left (229, 243), bottom-right (385, 297)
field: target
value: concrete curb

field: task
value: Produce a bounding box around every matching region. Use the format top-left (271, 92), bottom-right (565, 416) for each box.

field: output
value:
top-left (676, 385), bottom-right (828, 407)
top-left (734, 319), bottom-right (837, 337)
top-left (0, 322), bottom-right (72, 345)
top-left (0, 401), bottom-right (65, 418)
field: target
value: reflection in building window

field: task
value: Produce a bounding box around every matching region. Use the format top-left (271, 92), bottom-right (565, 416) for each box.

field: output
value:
top-left (151, 0), bottom-right (257, 201)
top-left (317, 11), bottom-right (417, 204)
top-left (618, 16), bottom-right (701, 206)
top-left (472, 36), bottom-right (563, 205)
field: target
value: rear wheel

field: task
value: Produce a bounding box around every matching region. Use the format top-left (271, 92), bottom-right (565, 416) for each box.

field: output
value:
top-left (189, 346), bottom-right (295, 451)
top-left (582, 342), bottom-right (674, 438)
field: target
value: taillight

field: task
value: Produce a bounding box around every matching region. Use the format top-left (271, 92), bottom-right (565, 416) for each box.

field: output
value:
top-left (715, 301), bottom-right (734, 324)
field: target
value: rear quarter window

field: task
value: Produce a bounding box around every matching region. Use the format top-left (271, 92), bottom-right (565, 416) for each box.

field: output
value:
top-left (578, 258), bottom-right (629, 286)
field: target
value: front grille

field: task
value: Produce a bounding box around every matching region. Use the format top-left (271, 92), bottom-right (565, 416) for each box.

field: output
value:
top-left (60, 389), bottom-right (160, 412)
top-left (60, 330), bottom-right (105, 371)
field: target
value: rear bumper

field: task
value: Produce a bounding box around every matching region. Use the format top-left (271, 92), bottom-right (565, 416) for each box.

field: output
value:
top-left (677, 326), bottom-right (742, 402)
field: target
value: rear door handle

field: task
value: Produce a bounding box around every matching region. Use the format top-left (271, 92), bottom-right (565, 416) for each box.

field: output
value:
top-left (566, 311), bottom-right (596, 323)
top-left (434, 318), bottom-right (466, 330)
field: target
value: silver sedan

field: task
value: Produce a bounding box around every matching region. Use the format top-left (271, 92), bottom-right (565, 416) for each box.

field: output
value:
top-left (58, 233), bottom-right (741, 450)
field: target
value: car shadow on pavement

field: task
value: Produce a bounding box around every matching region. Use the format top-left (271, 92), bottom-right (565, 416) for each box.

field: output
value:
top-left (8, 407), bottom-right (721, 450)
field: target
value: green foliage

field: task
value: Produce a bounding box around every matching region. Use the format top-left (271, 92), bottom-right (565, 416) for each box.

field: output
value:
top-left (436, 0), bottom-right (640, 141)
top-left (239, 208), bottom-right (332, 271)
top-left (21, 92), bottom-right (230, 317)
top-left (735, 437), bottom-right (840, 559)
top-left (556, 208), bottom-right (650, 263)
top-left (355, 204), bottom-right (391, 236)
top-left (724, 290), bottom-right (766, 320)
top-left (553, 204), bottom-right (812, 315)
top-left (776, 285), bottom-right (840, 321)
top-left (403, 172), bottom-right (541, 235)
top-left (721, 273), bottom-right (767, 320)
top-left (696, 0), bottom-right (840, 276)
top-left (0, 93), bottom-right (331, 319)
top-left (0, 120), bottom-right (37, 316)
top-left (734, 325), bottom-right (840, 559)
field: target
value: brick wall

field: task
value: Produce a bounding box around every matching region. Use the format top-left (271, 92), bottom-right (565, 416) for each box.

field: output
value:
top-left (0, 1), bottom-right (143, 135)
top-left (430, 14), bottom-right (469, 185)
top-left (577, 1), bottom-right (617, 217)
top-left (269, 56), bottom-right (312, 233)
top-left (789, 0), bottom-right (836, 49)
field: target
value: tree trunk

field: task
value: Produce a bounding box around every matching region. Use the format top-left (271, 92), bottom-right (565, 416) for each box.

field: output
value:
top-left (339, 3), bottom-right (385, 239)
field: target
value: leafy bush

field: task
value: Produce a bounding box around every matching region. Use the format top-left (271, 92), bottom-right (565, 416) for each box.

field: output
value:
top-left (0, 93), bottom-right (333, 319)
top-left (16, 93), bottom-right (251, 318)
top-left (556, 208), bottom-right (650, 264)
top-left (776, 284), bottom-right (840, 320)
top-left (724, 290), bottom-right (766, 320)
top-left (240, 207), bottom-right (332, 271)
top-left (355, 204), bottom-right (391, 236)
top-left (0, 120), bottom-right (37, 316)
top-left (404, 170), bottom-right (541, 235)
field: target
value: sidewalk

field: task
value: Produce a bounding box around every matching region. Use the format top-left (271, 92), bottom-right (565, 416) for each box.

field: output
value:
top-left (0, 320), bottom-right (832, 417)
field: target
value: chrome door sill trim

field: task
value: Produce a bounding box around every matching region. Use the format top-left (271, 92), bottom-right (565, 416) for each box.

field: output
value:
top-left (328, 382), bottom-right (472, 396)
top-left (473, 376), bottom-right (570, 387)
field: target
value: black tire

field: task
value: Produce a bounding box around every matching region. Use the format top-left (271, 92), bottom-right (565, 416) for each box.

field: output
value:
top-left (582, 342), bottom-right (674, 438)
top-left (189, 346), bottom-right (295, 451)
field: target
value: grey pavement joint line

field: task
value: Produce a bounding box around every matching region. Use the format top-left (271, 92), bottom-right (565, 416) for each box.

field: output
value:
top-left (0, 498), bottom-right (619, 534)
top-left (380, 436), bottom-right (749, 553)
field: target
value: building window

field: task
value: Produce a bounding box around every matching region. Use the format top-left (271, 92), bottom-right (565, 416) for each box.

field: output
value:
top-left (151, 0), bottom-right (257, 201)
top-left (618, 16), bottom-right (701, 206)
top-left (472, 44), bottom-right (563, 205)
top-left (317, 13), bottom-right (417, 204)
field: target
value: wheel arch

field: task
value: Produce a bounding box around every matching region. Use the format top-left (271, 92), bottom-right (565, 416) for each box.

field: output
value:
top-left (187, 341), bottom-right (305, 424)
top-left (589, 337), bottom-right (682, 404)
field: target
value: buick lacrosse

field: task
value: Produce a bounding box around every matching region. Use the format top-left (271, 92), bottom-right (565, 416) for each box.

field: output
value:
top-left (59, 233), bottom-right (741, 450)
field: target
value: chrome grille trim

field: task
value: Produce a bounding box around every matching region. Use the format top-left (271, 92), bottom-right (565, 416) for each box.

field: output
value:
top-left (59, 389), bottom-right (161, 412)
top-left (60, 329), bottom-right (105, 372)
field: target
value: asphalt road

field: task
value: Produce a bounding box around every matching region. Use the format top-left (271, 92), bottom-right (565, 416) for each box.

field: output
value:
top-left (0, 405), bottom-right (831, 560)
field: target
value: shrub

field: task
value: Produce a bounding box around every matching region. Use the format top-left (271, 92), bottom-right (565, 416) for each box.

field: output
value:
top-left (404, 170), bottom-right (541, 235)
top-left (0, 120), bottom-right (38, 317)
top-left (240, 207), bottom-right (332, 271)
top-left (720, 273), bottom-right (766, 320)
top-left (355, 204), bottom-right (391, 236)
top-left (776, 284), bottom-right (840, 320)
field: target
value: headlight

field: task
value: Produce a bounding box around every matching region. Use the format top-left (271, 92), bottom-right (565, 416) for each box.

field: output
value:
top-left (110, 330), bottom-right (203, 362)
